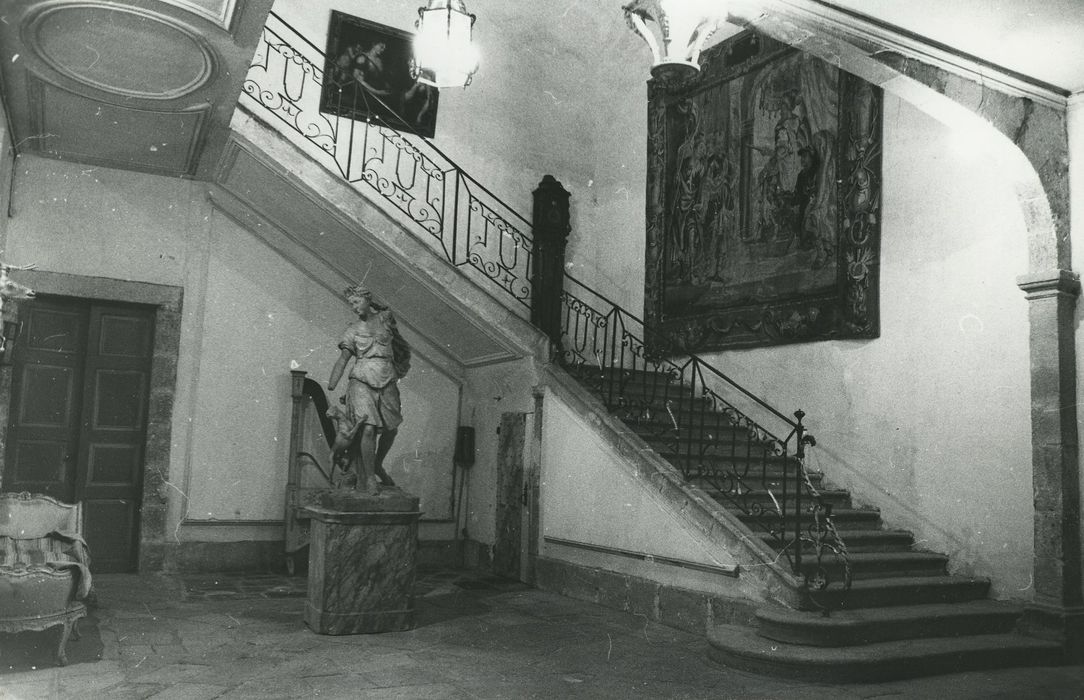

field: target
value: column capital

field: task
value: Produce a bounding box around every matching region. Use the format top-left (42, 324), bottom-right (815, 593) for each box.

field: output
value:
top-left (1017, 269), bottom-right (1081, 297)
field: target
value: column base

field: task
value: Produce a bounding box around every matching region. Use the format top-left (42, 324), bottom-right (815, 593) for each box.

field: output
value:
top-left (1019, 603), bottom-right (1084, 662)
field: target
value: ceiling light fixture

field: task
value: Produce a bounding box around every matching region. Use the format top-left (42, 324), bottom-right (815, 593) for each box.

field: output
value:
top-left (623, 0), bottom-right (725, 82)
top-left (412, 0), bottom-right (479, 89)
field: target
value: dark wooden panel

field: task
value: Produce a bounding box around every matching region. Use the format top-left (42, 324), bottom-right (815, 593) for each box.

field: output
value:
top-left (26, 308), bottom-right (81, 353)
top-left (18, 365), bottom-right (75, 426)
top-left (92, 370), bottom-right (146, 430)
top-left (12, 440), bottom-right (66, 485)
top-left (88, 443), bottom-right (139, 484)
top-left (98, 314), bottom-right (152, 357)
top-left (83, 498), bottom-right (137, 572)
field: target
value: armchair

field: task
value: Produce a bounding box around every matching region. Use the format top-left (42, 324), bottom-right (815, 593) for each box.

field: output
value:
top-left (0, 492), bottom-right (92, 666)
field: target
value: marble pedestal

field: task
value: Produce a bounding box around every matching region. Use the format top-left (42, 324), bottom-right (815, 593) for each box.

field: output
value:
top-left (302, 488), bottom-right (421, 635)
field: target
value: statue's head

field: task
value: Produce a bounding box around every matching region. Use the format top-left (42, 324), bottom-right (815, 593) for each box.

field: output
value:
top-left (344, 283), bottom-right (372, 301)
top-left (345, 284), bottom-right (385, 315)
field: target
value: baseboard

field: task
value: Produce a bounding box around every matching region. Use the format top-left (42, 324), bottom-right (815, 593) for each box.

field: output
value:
top-left (534, 556), bottom-right (758, 636)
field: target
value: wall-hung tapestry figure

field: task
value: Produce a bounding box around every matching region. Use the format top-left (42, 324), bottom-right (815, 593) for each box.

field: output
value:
top-left (645, 33), bottom-right (883, 352)
top-left (327, 285), bottom-right (412, 494)
top-left (320, 11), bottom-right (439, 137)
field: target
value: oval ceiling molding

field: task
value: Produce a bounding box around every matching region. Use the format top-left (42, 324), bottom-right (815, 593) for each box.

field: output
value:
top-left (26, 3), bottom-right (216, 100)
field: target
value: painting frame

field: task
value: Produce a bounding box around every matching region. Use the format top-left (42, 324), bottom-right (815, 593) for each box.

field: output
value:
top-left (319, 10), bottom-right (439, 138)
top-left (643, 31), bottom-right (883, 354)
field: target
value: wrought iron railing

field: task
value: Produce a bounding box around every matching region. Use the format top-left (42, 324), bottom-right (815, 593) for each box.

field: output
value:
top-left (559, 274), bottom-right (850, 608)
top-left (242, 12), bottom-right (532, 308)
top-left (242, 12), bottom-right (848, 608)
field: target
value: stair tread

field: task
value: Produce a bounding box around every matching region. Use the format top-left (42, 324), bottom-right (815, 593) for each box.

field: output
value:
top-left (759, 529), bottom-right (911, 541)
top-left (807, 551), bottom-right (948, 563)
top-left (735, 507), bottom-right (880, 518)
top-left (757, 599), bottom-right (1022, 627)
top-left (838, 574), bottom-right (988, 590)
top-left (709, 624), bottom-right (1060, 664)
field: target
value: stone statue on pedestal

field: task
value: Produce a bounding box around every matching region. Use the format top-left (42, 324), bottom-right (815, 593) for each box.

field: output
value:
top-left (327, 284), bottom-right (411, 495)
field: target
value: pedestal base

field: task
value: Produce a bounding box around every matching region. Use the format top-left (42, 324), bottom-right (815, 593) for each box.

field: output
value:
top-left (303, 488), bottom-right (421, 635)
top-left (1019, 603), bottom-right (1084, 662)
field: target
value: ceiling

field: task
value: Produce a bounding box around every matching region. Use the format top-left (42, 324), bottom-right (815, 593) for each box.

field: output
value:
top-left (0, 0), bottom-right (1079, 182)
top-left (818, 0), bottom-right (1084, 94)
top-left (0, 0), bottom-right (275, 179)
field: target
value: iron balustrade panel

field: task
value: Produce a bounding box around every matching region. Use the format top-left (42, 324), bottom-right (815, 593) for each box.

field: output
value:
top-left (242, 12), bottom-right (532, 311)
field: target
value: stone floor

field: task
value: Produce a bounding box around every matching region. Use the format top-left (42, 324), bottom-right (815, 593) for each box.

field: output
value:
top-left (1, 569), bottom-right (1083, 699)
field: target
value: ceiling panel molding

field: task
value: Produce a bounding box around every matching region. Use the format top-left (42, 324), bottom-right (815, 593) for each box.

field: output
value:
top-left (26, 72), bottom-right (211, 177)
top-left (23, 2), bottom-right (217, 101)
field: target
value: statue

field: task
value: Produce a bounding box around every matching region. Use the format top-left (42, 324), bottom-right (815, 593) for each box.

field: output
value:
top-left (327, 284), bottom-right (411, 494)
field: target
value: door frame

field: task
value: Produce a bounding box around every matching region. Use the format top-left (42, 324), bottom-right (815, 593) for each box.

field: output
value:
top-left (0, 270), bottom-right (182, 571)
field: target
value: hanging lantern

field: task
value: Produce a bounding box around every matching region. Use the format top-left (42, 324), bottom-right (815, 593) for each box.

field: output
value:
top-left (412, 0), bottom-right (480, 89)
top-left (623, 0), bottom-right (725, 82)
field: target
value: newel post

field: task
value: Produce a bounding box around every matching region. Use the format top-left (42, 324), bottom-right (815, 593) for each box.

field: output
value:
top-left (531, 175), bottom-right (571, 358)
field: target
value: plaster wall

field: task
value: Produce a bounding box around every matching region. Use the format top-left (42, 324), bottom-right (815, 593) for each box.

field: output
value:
top-left (2, 155), bottom-right (460, 554)
top-left (540, 392), bottom-right (739, 580)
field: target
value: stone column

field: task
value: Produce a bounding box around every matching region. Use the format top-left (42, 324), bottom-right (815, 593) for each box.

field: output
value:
top-left (530, 175), bottom-right (571, 358)
top-left (1017, 270), bottom-right (1084, 657)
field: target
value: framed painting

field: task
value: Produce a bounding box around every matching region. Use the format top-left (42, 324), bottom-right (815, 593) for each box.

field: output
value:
top-left (319, 11), bottom-right (439, 138)
top-left (644, 32), bottom-right (883, 353)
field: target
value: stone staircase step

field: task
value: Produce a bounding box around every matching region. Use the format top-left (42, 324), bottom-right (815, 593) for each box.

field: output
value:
top-left (709, 488), bottom-right (852, 510)
top-left (734, 507), bottom-right (882, 532)
top-left (800, 551), bottom-right (949, 580)
top-left (758, 529), bottom-right (915, 553)
top-left (755, 600), bottom-right (1024, 647)
top-left (707, 624), bottom-right (1061, 683)
top-left (640, 435), bottom-right (786, 459)
top-left (804, 575), bottom-right (990, 610)
top-left (657, 451), bottom-right (795, 470)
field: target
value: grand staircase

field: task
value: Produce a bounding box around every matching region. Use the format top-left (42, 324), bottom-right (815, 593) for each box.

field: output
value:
top-left (570, 363), bottom-right (1063, 682)
top-left (236, 13), bottom-right (1066, 681)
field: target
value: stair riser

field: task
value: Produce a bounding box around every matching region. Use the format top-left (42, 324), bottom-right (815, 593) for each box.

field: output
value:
top-left (802, 581), bottom-right (990, 610)
top-left (801, 562), bottom-right (948, 581)
top-left (707, 638), bottom-right (1060, 684)
top-left (770, 542), bottom-right (915, 554)
top-left (711, 493), bottom-right (852, 510)
top-left (644, 441), bottom-right (790, 460)
top-left (757, 612), bottom-right (1022, 647)
top-left (736, 515), bottom-right (883, 532)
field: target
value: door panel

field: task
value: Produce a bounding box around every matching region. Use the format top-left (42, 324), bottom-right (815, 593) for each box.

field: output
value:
top-left (5, 297), bottom-right (153, 572)
top-left (6, 300), bottom-right (87, 501)
top-left (77, 304), bottom-right (154, 572)
top-left (92, 370), bottom-right (146, 429)
top-left (82, 498), bottom-right (137, 569)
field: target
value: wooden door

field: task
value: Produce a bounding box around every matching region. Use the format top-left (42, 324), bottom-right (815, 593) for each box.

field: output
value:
top-left (493, 412), bottom-right (526, 580)
top-left (5, 297), bottom-right (154, 572)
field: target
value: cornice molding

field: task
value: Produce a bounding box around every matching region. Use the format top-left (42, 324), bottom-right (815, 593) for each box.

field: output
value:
top-left (734, 0), bottom-right (1069, 110)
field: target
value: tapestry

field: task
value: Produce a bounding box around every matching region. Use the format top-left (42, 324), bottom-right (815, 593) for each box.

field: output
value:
top-left (320, 11), bottom-right (439, 138)
top-left (644, 32), bottom-right (882, 352)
